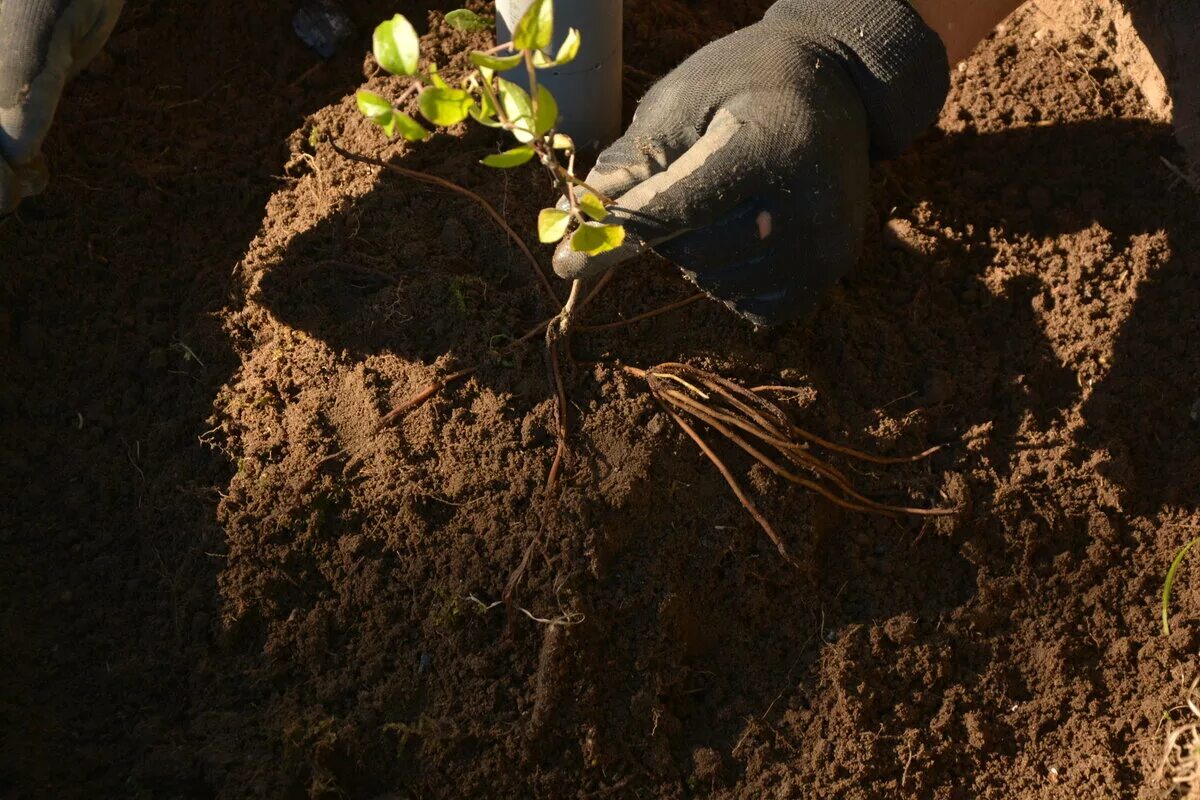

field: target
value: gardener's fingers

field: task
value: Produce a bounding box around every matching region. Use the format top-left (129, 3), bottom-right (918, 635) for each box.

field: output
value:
top-left (553, 108), bottom-right (752, 280)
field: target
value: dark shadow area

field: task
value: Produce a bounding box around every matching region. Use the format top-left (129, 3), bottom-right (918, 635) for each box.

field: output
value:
top-left (0, 0), bottom-right (470, 795)
top-left (2, 0), bottom-right (1197, 794)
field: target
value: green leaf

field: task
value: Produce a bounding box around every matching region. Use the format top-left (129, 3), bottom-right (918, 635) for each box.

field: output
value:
top-left (356, 89), bottom-right (393, 121)
top-left (393, 111), bottom-right (430, 141)
top-left (570, 222), bottom-right (625, 255)
top-left (578, 193), bottom-right (608, 222)
top-left (470, 51), bottom-right (523, 72)
top-left (470, 88), bottom-right (502, 127)
top-left (533, 85), bottom-right (558, 136)
top-left (445, 9), bottom-right (489, 32)
top-left (513, 0), bottom-right (553, 51)
top-left (482, 145), bottom-right (536, 168)
top-left (551, 133), bottom-right (573, 150)
top-left (356, 90), bottom-right (403, 138)
top-left (373, 15), bottom-right (421, 76)
top-left (538, 208), bottom-right (572, 243)
top-left (554, 28), bottom-right (581, 65)
top-left (428, 64), bottom-right (450, 90)
top-left (532, 27), bottom-right (580, 68)
top-left (497, 77), bottom-right (534, 142)
top-left (1163, 536), bottom-right (1200, 634)
top-left (418, 87), bottom-right (474, 126)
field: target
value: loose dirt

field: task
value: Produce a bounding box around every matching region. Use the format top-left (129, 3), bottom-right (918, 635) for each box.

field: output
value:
top-left (2, 1), bottom-right (1198, 798)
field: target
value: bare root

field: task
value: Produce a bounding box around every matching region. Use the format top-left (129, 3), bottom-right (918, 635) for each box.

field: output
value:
top-left (627, 362), bottom-right (954, 559)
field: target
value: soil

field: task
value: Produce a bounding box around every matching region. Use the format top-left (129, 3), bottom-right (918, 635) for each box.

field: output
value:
top-left (2, 1), bottom-right (1199, 798)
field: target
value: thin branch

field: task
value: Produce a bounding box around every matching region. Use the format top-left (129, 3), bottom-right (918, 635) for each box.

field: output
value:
top-left (580, 293), bottom-right (706, 333)
top-left (330, 139), bottom-right (561, 309)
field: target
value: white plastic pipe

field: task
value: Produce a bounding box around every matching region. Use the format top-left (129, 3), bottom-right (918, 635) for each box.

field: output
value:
top-left (496, 0), bottom-right (623, 150)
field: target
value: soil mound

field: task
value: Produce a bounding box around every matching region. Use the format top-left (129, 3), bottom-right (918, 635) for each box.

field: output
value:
top-left (2, 1), bottom-right (1198, 798)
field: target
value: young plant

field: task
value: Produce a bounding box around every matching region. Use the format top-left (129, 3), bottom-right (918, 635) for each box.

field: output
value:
top-left (355, 0), bottom-right (624, 265)
top-left (341, 0), bottom-right (953, 555)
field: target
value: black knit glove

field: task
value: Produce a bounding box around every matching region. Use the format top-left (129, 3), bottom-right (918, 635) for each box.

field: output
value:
top-left (553, 0), bottom-right (949, 326)
top-left (0, 0), bottom-right (123, 213)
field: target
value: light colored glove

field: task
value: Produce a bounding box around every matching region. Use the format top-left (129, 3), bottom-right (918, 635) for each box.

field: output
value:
top-left (0, 0), bottom-right (124, 213)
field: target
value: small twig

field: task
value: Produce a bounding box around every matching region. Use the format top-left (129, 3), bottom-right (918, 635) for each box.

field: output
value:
top-left (330, 139), bottom-right (561, 309)
top-left (380, 366), bottom-right (477, 426)
top-left (579, 292), bottom-right (706, 333)
top-left (577, 269), bottom-right (615, 313)
top-left (467, 594), bottom-right (584, 627)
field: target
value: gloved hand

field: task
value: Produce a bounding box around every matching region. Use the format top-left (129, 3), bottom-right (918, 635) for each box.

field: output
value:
top-left (0, 0), bottom-right (124, 213)
top-left (553, 0), bottom-right (949, 326)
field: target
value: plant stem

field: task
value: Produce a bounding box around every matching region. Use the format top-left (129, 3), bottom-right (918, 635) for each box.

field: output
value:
top-left (557, 279), bottom-right (584, 335)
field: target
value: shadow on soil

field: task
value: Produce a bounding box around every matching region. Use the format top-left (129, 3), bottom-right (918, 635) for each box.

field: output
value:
top-left (240, 114), bottom-right (1197, 783)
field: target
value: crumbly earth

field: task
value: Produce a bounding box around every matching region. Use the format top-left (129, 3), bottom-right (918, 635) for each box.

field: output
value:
top-left (2, 1), bottom-right (1199, 798)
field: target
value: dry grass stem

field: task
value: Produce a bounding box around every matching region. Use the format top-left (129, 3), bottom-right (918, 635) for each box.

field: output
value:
top-left (1160, 679), bottom-right (1200, 797)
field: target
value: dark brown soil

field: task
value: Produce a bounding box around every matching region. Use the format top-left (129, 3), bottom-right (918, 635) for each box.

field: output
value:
top-left (3, 1), bottom-right (1199, 798)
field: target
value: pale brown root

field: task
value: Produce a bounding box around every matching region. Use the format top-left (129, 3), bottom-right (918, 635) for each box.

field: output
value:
top-left (659, 387), bottom-right (951, 518)
top-left (503, 531), bottom-right (541, 605)
top-left (658, 387), bottom-right (855, 497)
top-left (661, 404), bottom-right (798, 566)
top-left (330, 140), bottom-right (561, 309)
top-left (664, 391), bottom-right (887, 517)
top-left (651, 372), bottom-right (711, 400)
top-left (577, 269), bottom-right (616, 313)
top-left (752, 384), bottom-right (943, 464)
top-left (580, 292), bottom-right (706, 333)
top-left (629, 363), bottom-right (954, 548)
top-left (380, 367), bottom-right (477, 427)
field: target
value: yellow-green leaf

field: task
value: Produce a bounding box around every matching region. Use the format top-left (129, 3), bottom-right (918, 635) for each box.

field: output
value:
top-left (538, 208), bottom-right (571, 243)
top-left (428, 64), bottom-right (450, 90)
top-left (578, 193), bottom-right (608, 222)
top-left (418, 87), bottom-right (474, 126)
top-left (513, 0), bottom-right (553, 51)
top-left (445, 9), bottom-right (489, 32)
top-left (554, 28), bottom-right (581, 65)
top-left (551, 133), bottom-right (573, 150)
top-left (533, 85), bottom-right (558, 136)
top-left (470, 88), bottom-right (502, 128)
top-left (470, 51), bottom-right (523, 72)
top-left (482, 146), bottom-right (536, 168)
top-left (373, 15), bottom-right (420, 76)
top-left (532, 27), bottom-right (580, 68)
top-left (571, 222), bottom-right (625, 255)
top-left (393, 111), bottom-right (430, 141)
top-left (497, 77), bottom-right (534, 142)
top-left (356, 89), bottom-right (393, 121)
top-left (356, 90), bottom-right (400, 137)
